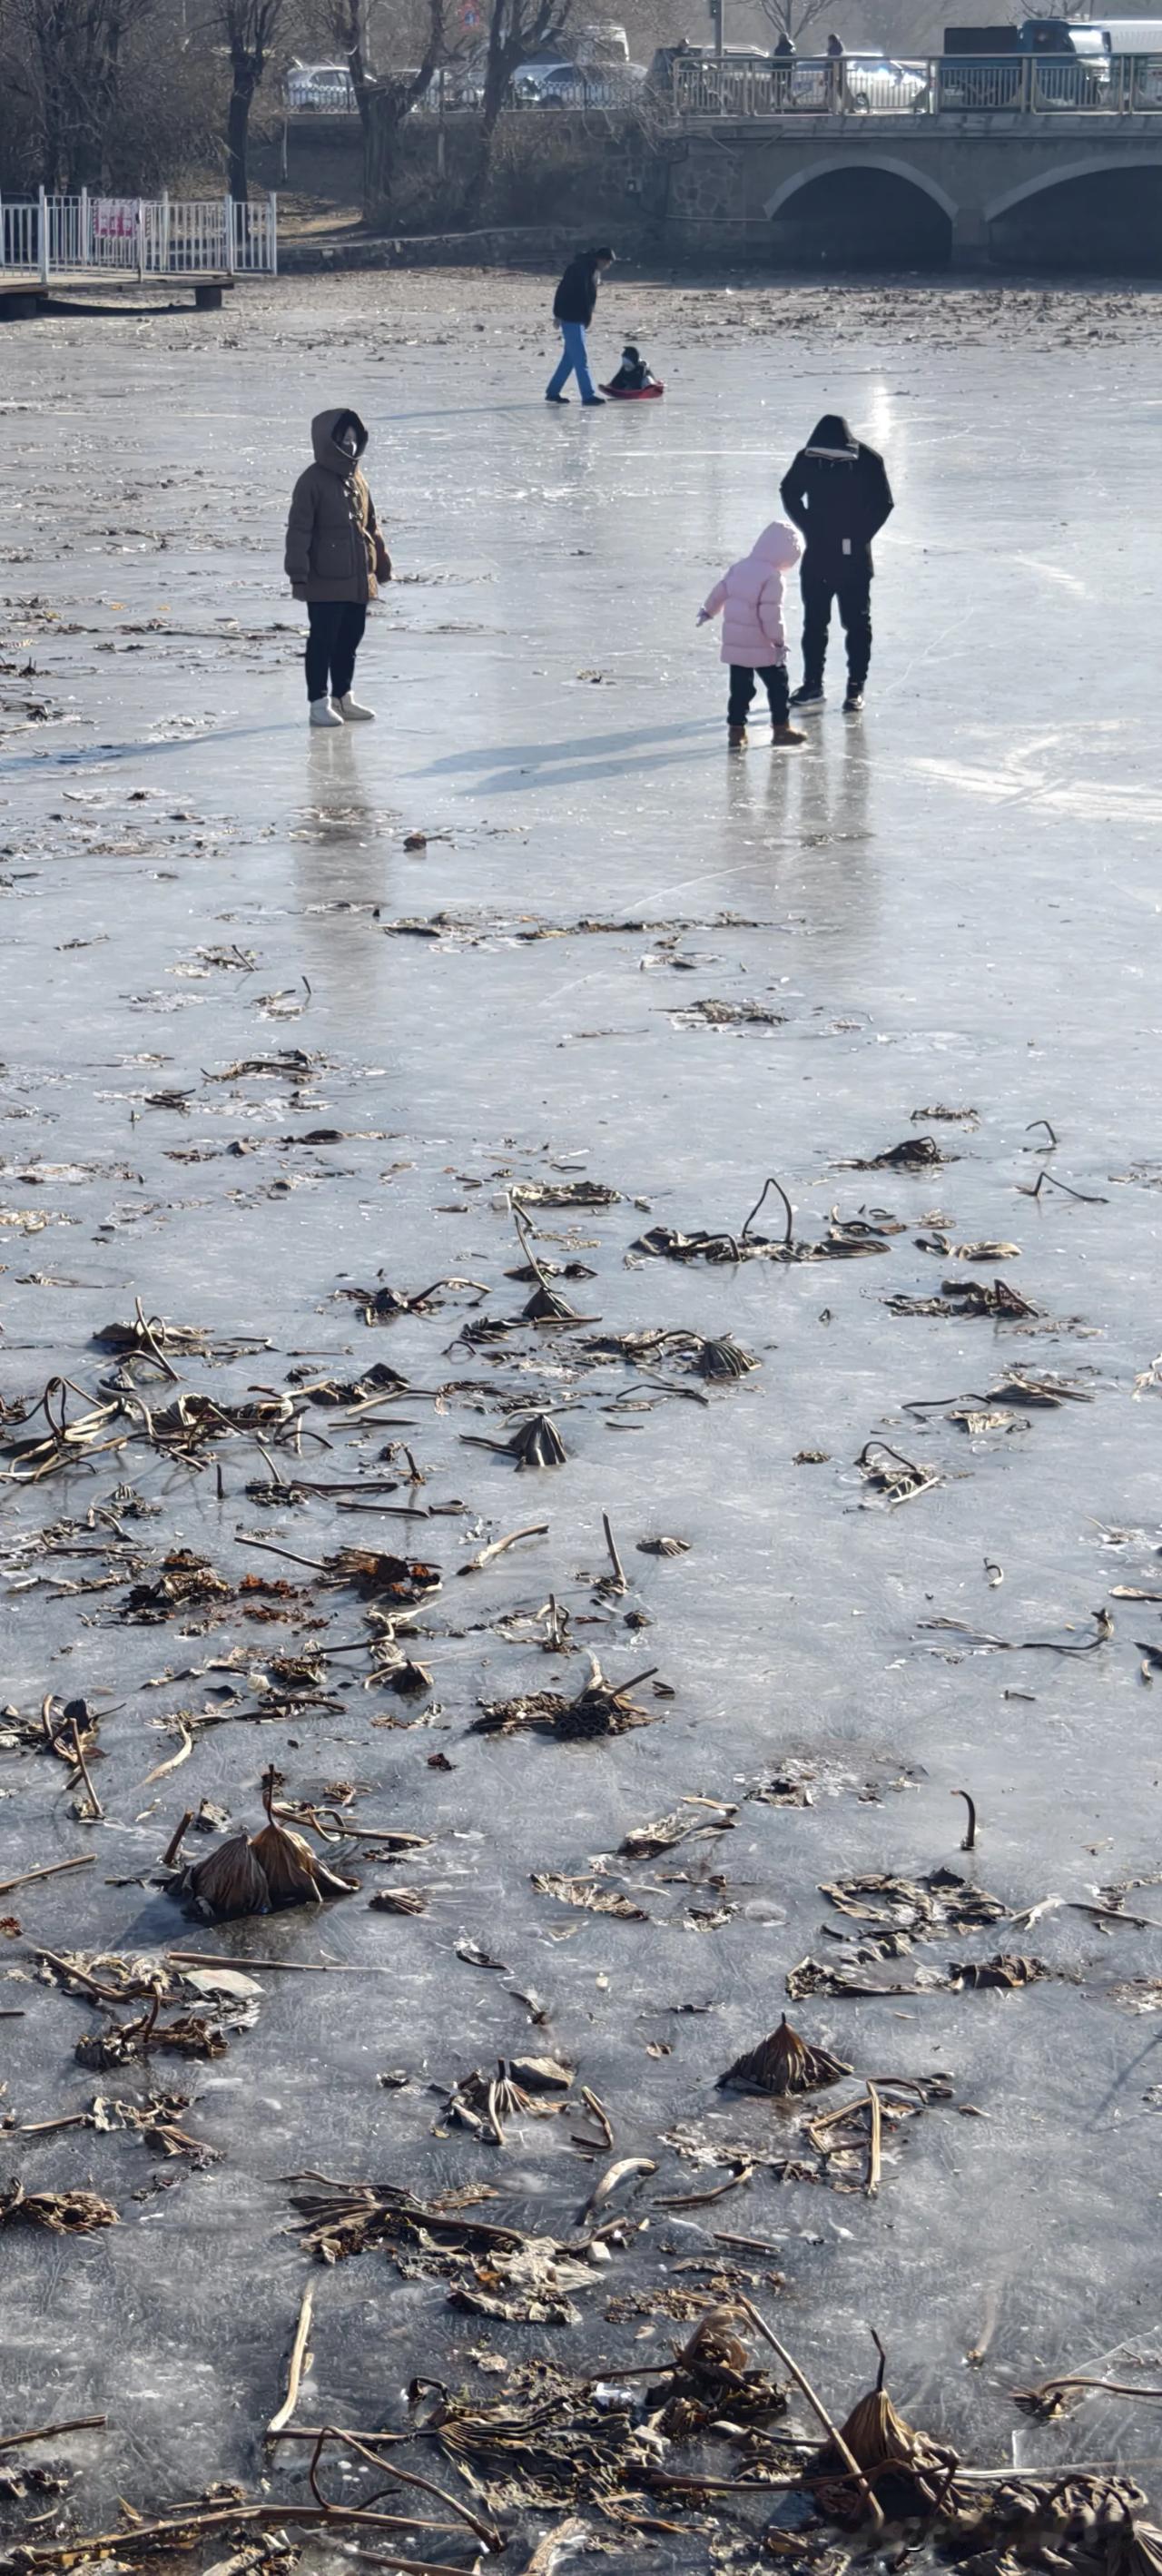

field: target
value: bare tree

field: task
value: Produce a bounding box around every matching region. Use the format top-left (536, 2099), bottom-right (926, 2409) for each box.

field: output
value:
top-left (10, 0), bottom-right (156, 186)
top-left (360, 0), bottom-right (447, 218)
top-left (756, 0), bottom-right (835, 44)
top-left (216, 0), bottom-right (283, 198)
top-left (456, 0), bottom-right (572, 221)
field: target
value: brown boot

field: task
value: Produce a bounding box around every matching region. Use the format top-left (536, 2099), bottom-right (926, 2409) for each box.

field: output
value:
top-left (727, 725), bottom-right (747, 749)
top-left (772, 723), bottom-right (807, 747)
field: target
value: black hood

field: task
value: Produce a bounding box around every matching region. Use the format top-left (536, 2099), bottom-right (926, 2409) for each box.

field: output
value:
top-left (807, 413), bottom-right (858, 456)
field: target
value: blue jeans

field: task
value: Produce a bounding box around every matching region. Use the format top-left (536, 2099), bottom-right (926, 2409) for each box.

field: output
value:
top-left (547, 321), bottom-right (596, 401)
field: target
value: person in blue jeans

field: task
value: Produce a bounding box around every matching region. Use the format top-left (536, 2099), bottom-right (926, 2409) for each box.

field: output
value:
top-left (547, 247), bottom-right (615, 407)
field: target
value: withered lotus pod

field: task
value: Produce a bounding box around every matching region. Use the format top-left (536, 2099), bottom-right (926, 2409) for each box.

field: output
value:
top-left (186, 1829), bottom-right (271, 1921)
top-left (837, 2380), bottom-right (925, 2474)
top-left (718, 2013), bottom-right (851, 2097)
top-left (510, 1414), bottom-right (567, 1467)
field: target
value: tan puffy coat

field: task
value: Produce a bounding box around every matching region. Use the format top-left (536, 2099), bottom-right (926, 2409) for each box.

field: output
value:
top-left (285, 408), bottom-right (379, 605)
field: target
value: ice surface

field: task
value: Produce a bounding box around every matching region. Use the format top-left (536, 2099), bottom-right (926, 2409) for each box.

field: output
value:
top-left (1, 276), bottom-right (1161, 2536)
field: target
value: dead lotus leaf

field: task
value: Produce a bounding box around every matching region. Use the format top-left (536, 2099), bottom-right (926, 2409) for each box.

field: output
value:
top-left (719, 2012), bottom-right (852, 2097)
top-left (121, 1549), bottom-right (232, 1621)
top-left (696, 1334), bottom-right (759, 1381)
top-left (507, 1414), bottom-right (567, 1467)
top-left (531, 1870), bottom-right (648, 1922)
top-left (521, 1282), bottom-right (591, 1327)
top-left (620, 1804), bottom-right (734, 1858)
top-left (0, 2181), bottom-right (119, 2235)
top-left (840, 1135), bottom-right (950, 1171)
top-left (989, 1371), bottom-right (1094, 1408)
top-left (329, 1546), bottom-right (441, 1600)
top-left (810, 2351), bottom-right (956, 2522)
top-left (948, 1953), bottom-right (1047, 1989)
top-left (446, 2058), bottom-right (573, 2144)
top-left (636, 1535), bottom-right (690, 1558)
top-left (368, 1885), bottom-right (428, 1914)
top-left (475, 1653), bottom-right (657, 1740)
top-left (822, 1868), bottom-right (1009, 1939)
top-left (184, 1769), bottom-right (358, 1920)
top-left (510, 1179), bottom-right (620, 1208)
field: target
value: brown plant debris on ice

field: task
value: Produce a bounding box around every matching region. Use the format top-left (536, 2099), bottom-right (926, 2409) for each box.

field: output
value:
top-left (179, 1768), bottom-right (359, 1918)
top-left (718, 2013), bottom-right (852, 2096)
top-left (0, 2181), bottom-right (119, 2234)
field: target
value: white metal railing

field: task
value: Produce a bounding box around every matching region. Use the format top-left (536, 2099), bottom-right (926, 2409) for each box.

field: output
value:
top-left (0, 192), bottom-right (279, 282)
top-left (673, 50), bottom-right (1162, 116)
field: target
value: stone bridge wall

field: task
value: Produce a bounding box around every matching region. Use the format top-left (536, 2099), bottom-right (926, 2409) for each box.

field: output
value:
top-left (649, 115), bottom-right (1162, 262)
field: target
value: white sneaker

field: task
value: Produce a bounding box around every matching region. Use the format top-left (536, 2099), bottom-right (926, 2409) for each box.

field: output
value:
top-left (335, 693), bottom-right (375, 722)
top-left (310, 696), bottom-right (343, 728)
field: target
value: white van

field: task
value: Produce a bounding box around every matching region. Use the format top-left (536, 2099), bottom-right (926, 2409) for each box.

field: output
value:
top-left (575, 20), bottom-right (631, 64)
top-left (1095, 19), bottom-right (1162, 98)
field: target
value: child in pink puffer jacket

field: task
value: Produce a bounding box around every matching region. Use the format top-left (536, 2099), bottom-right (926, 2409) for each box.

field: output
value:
top-left (698, 518), bottom-right (805, 748)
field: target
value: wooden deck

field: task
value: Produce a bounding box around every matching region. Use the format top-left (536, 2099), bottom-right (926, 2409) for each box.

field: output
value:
top-left (0, 271), bottom-right (236, 317)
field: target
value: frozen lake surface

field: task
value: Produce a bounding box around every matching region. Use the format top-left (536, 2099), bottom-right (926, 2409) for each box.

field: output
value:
top-left (2, 271), bottom-right (1162, 2561)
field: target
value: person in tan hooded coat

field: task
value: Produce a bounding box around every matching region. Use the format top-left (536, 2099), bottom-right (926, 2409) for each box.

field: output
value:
top-left (284, 407), bottom-right (387, 727)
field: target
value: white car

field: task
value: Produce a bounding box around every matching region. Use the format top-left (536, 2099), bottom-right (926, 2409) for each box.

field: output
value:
top-left (285, 62), bottom-right (357, 111)
top-left (532, 60), bottom-right (647, 103)
top-left (790, 53), bottom-right (929, 108)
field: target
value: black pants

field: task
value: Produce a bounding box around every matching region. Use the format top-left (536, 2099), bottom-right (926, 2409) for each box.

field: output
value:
top-left (727, 663), bottom-right (790, 728)
top-left (305, 600), bottom-right (366, 703)
top-left (801, 568), bottom-right (872, 692)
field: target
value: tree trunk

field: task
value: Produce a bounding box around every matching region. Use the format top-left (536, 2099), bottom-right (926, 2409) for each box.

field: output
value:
top-left (363, 89), bottom-right (410, 221)
top-left (226, 67), bottom-right (256, 201)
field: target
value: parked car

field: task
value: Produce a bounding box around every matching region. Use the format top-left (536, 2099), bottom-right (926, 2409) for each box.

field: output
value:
top-left (791, 52), bottom-right (929, 106)
top-left (531, 59), bottom-right (646, 103)
top-left (285, 61), bottom-right (357, 111)
top-left (939, 20), bottom-right (1108, 106)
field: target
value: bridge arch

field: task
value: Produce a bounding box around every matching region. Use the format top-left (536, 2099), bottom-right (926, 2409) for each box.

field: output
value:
top-left (985, 151), bottom-right (1162, 223)
top-left (763, 157), bottom-right (958, 223)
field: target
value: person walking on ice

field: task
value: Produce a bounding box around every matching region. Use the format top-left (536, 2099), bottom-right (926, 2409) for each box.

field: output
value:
top-left (285, 408), bottom-right (388, 727)
top-left (547, 248), bottom-right (615, 407)
top-left (779, 413), bottom-right (893, 715)
top-left (698, 518), bottom-right (806, 749)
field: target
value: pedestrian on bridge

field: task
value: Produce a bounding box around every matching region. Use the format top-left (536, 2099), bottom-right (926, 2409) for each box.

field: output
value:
top-left (780, 413), bottom-right (893, 715)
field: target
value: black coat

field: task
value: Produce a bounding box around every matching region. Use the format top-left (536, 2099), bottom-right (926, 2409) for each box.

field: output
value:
top-left (554, 254), bottom-right (602, 327)
top-left (780, 440), bottom-right (893, 579)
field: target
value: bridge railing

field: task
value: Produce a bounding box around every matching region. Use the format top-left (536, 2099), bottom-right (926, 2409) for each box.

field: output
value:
top-left (0, 192), bottom-right (279, 281)
top-left (673, 51), bottom-right (1162, 117)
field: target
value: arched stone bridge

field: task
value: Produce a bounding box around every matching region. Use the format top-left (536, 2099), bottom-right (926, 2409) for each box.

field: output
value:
top-left (653, 118), bottom-right (1162, 262)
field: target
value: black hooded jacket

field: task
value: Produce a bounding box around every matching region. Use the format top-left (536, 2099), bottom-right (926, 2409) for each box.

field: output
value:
top-left (780, 414), bottom-right (893, 579)
top-left (553, 251), bottom-right (606, 327)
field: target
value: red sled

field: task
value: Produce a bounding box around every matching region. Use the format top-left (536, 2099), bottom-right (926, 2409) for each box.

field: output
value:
top-left (599, 380), bottom-right (665, 400)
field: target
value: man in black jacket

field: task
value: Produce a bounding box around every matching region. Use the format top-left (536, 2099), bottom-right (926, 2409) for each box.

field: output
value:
top-left (779, 413), bottom-right (893, 712)
top-left (547, 247), bottom-right (615, 408)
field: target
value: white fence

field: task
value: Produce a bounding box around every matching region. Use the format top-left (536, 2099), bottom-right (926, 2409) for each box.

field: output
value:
top-left (673, 50), bottom-right (1162, 117)
top-left (0, 192), bottom-right (278, 282)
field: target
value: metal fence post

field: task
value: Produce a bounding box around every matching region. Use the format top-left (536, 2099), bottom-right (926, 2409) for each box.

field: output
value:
top-left (135, 197), bottom-right (145, 277)
top-left (79, 186), bottom-right (89, 267)
top-left (38, 184), bottom-right (49, 282)
top-left (161, 190), bottom-right (171, 271)
top-left (224, 194), bottom-right (236, 275)
top-left (268, 192), bottom-right (278, 274)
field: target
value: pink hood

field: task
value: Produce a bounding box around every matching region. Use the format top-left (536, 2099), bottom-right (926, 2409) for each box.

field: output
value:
top-left (701, 518), bottom-right (803, 666)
